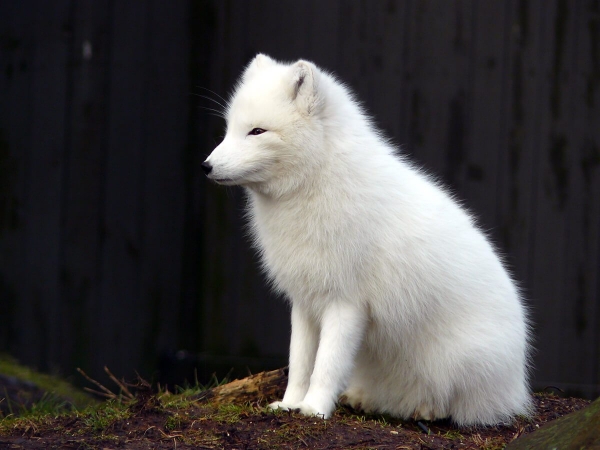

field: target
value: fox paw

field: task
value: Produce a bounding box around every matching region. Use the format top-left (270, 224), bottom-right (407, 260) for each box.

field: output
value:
top-left (412, 404), bottom-right (448, 422)
top-left (268, 401), bottom-right (295, 412)
top-left (268, 400), bottom-right (330, 419)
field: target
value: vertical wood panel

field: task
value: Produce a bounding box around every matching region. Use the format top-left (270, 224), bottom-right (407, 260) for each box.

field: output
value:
top-left (375, 0), bottom-right (411, 142)
top-left (96, 0), bottom-right (148, 376)
top-left (496, 0), bottom-right (553, 388)
top-left (401, 0), bottom-right (474, 184)
top-left (307, 0), bottom-right (341, 69)
top-left (0, 4), bottom-right (35, 354)
top-left (178, 0), bottom-right (219, 354)
top-left (139, 0), bottom-right (188, 369)
top-left (528, 0), bottom-right (573, 384)
top-left (557, 0), bottom-right (600, 395)
top-left (586, 0), bottom-right (600, 394)
top-left (336, 0), bottom-right (408, 141)
top-left (463, 1), bottom-right (508, 230)
top-left (336, 1), bottom-right (370, 101)
top-left (20, 1), bottom-right (71, 371)
top-left (60, 0), bottom-right (112, 375)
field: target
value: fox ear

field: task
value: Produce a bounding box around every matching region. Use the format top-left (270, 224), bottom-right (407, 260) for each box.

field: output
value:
top-left (289, 60), bottom-right (321, 115)
top-left (244, 53), bottom-right (276, 78)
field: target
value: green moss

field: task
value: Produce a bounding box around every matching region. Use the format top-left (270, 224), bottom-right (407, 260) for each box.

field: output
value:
top-left (212, 402), bottom-right (258, 424)
top-left (0, 354), bottom-right (96, 412)
top-left (506, 396), bottom-right (600, 449)
top-left (81, 401), bottom-right (131, 433)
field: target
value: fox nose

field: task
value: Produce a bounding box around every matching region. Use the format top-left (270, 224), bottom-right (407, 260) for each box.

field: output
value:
top-left (201, 161), bottom-right (212, 175)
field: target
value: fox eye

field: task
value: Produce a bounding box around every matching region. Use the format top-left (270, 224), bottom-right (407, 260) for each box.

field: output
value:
top-left (248, 128), bottom-right (266, 136)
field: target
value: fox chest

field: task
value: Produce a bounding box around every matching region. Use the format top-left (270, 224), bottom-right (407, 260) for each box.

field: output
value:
top-left (250, 206), bottom-right (358, 297)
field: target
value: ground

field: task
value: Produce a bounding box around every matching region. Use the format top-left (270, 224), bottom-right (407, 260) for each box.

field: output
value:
top-left (0, 370), bottom-right (591, 450)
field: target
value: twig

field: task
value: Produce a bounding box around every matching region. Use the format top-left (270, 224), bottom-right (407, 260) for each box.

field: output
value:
top-left (158, 428), bottom-right (183, 439)
top-left (82, 387), bottom-right (116, 400)
top-left (104, 366), bottom-right (134, 400)
top-left (76, 368), bottom-right (116, 399)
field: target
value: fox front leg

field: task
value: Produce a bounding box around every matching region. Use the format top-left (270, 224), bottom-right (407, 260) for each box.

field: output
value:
top-left (269, 303), bottom-right (318, 411)
top-left (271, 301), bottom-right (366, 419)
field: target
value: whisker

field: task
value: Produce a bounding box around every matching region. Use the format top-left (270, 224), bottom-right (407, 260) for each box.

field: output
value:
top-left (191, 92), bottom-right (227, 111)
top-left (196, 86), bottom-right (229, 105)
top-left (198, 106), bottom-right (226, 119)
top-left (198, 112), bottom-right (225, 120)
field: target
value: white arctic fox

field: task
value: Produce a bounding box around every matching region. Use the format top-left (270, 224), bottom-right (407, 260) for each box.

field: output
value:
top-left (202, 54), bottom-right (532, 426)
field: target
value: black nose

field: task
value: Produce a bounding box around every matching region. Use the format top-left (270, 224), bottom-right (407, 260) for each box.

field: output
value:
top-left (201, 161), bottom-right (212, 175)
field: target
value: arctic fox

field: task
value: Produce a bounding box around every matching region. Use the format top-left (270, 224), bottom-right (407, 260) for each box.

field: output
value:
top-left (202, 54), bottom-right (532, 426)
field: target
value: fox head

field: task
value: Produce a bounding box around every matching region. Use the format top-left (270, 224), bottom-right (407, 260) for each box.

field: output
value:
top-left (202, 54), bottom-right (326, 197)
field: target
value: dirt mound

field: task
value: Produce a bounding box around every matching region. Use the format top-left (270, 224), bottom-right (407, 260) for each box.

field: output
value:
top-left (0, 369), bottom-right (591, 449)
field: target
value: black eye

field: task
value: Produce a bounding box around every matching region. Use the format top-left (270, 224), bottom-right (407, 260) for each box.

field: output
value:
top-left (248, 128), bottom-right (266, 136)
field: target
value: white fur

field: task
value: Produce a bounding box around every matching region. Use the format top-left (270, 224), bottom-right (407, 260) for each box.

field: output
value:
top-left (204, 54), bottom-right (532, 426)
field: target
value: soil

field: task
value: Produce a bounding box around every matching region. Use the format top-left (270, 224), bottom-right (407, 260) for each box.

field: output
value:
top-left (0, 373), bottom-right (592, 449)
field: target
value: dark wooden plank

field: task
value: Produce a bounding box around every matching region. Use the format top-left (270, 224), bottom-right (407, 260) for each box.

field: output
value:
top-left (495, 0), bottom-right (531, 275)
top-left (178, 0), bottom-right (220, 357)
top-left (0, 3), bottom-right (37, 356)
top-left (137, 0), bottom-right (188, 371)
top-left (585, 0), bottom-right (600, 395)
top-left (372, 0), bottom-right (412, 142)
top-left (400, 0), bottom-right (474, 187)
top-left (495, 0), bottom-right (553, 386)
top-left (526, 0), bottom-right (574, 387)
top-left (59, 0), bottom-right (113, 379)
top-left (17, 2), bottom-right (71, 371)
top-left (334, 0), bottom-right (412, 149)
top-left (336, 1), bottom-right (370, 103)
top-left (94, 0), bottom-right (149, 378)
top-left (337, 0), bottom-right (408, 142)
top-left (306, 0), bottom-right (341, 69)
top-left (463, 1), bottom-right (509, 232)
top-left (556, 0), bottom-right (600, 398)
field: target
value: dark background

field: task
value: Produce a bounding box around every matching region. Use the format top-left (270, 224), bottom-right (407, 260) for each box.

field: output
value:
top-left (1, 0), bottom-right (599, 398)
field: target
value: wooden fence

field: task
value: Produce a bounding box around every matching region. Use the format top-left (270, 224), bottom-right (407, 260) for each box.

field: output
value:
top-left (1, 0), bottom-right (599, 397)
